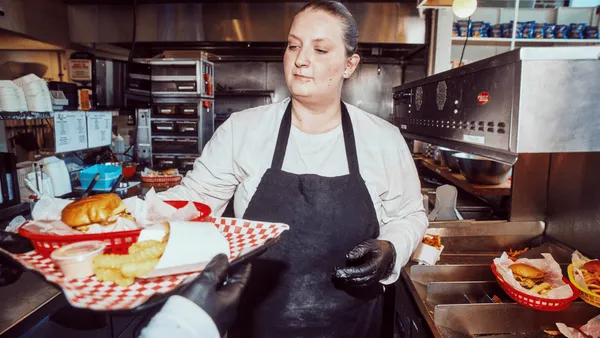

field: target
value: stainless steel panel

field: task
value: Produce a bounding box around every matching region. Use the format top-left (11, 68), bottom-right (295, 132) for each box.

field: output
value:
top-left (425, 281), bottom-right (506, 305)
top-left (409, 265), bottom-right (496, 285)
top-left (427, 220), bottom-right (544, 251)
top-left (200, 99), bottom-right (214, 149)
top-left (68, 3), bottom-right (425, 44)
top-left (516, 59), bottom-right (600, 153)
top-left (434, 303), bottom-right (600, 335)
top-left (546, 152), bottom-right (600, 259)
top-left (135, 108), bottom-right (152, 162)
top-left (342, 64), bottom-right (402, 121)
top-left (0, 0), bottom-right (69, 47)
top-left (509, 153), bottom-right (550, 222)
top-left (215, 62), bottom-right (267, 91)
top-left (94, 58), bottom-right (126, 108)
top-left (215, 62), bottom-right (399, 121)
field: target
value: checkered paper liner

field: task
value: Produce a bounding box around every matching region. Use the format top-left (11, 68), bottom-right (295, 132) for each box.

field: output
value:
top-left (8, 217), bottom-right (289, 311)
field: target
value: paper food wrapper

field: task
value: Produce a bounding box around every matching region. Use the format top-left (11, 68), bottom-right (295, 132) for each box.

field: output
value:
top-left (412, 243), bottom-right (444, 265)
top-left (557, 314), bottom-right (600, 338)
top-left (137, 221), bottom-right (230, 278)
top-left (22, 188), bottom-right (200, 236)
top-left (123, 188), bottom-right (200, 226)
top-left (493, 252), bottom-right (574, 299)
top-left (570, 250), bottom-right (599, 293)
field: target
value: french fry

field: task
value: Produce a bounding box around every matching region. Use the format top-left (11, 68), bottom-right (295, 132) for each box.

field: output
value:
top-left (93, 239), bottom-right (168, 286)
top-left (121, 258), bottom-right (160, 278)
top-left (531, 282), bottom-right (552, 294)
top-left (128, 240), bottom-right (162, 255)
top-left (422, 234), bottom-right (442, 249)
top-left (94, 267), bottom-right (134, 287)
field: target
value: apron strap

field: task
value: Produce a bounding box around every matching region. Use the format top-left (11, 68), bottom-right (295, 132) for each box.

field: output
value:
top-left (271, 101), bottom-right (360, 176)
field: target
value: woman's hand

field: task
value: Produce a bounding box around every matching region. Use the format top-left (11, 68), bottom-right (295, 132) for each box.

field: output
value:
top-left (333, 239), bottom-right (396, 287)
top-left (179, 254), bottom-right (252, 336)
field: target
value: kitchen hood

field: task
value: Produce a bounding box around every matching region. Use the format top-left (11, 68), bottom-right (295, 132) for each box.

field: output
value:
top-left (67, 2), bottom-right (426, 45)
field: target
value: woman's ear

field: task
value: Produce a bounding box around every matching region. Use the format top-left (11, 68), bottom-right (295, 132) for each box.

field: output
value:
top-left (344, 53), bottom-right (361, 78)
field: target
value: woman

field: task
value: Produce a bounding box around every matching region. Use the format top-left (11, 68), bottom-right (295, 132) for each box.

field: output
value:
top-left (159, 1), bottom-right (428, 336)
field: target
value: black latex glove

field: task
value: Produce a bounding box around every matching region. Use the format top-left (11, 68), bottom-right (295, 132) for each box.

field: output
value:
top-left (179, 254), bottom-right (251, 337)
top-left (333, 239), bottom-right (396, 287)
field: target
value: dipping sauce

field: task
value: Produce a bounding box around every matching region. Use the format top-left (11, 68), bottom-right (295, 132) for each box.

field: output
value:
top-left (51, 241), bottom-right (106, 279)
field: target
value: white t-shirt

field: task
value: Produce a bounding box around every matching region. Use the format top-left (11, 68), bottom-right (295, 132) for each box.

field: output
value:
top-left (158, 98), bottom-right (429, 283)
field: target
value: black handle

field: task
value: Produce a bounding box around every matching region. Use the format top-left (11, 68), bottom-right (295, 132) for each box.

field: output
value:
top-left (82, 173), bottom-right (101, 198)
top-left (110, 175), bottom-right (124, 193)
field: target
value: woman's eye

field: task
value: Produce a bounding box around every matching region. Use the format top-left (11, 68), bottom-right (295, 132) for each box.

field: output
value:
top-left (288, 45), bottom-right (299, 51)
top-left (315, 49), bottom-right (328, 54)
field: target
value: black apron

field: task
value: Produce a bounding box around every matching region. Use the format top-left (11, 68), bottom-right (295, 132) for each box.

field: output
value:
top-left (229, 101), bottom-right (383, 338)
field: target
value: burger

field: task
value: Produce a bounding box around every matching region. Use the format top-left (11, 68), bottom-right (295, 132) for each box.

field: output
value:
top-left (509, 263), bottom-right (552, 295)
top-left (61, 193), bottom-right (128, 231)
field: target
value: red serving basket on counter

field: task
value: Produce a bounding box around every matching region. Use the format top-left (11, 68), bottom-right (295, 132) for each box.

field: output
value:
top-left (19, 201), bottom-right (212, 257)
top-left (141, 175), bottom-right (183, 183)
top-left (491, 264), bottom-right (579, 311)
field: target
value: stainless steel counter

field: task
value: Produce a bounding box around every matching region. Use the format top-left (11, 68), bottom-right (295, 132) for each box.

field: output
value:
top-left (399, 220), bottom-right (600, 338)
top-left (0, 271), bottom-right (66, 337)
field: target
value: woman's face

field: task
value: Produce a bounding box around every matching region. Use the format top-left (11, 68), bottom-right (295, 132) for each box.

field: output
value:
top-left (283, 9), bottom-right (359, 104)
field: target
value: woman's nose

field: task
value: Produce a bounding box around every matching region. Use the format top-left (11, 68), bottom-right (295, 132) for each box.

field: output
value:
top-left (294, 48), bottom-right (310, 68)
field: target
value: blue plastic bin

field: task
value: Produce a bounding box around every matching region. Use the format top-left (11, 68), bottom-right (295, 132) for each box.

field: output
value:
top-left (80, 164), bottom-right (122, 190)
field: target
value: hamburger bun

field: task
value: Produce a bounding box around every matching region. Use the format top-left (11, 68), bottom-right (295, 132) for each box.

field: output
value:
top-left (61, 193), bottom-right (127, 228)
top-left (161, 168), bottom-right (177, 176)
top-left (509, 263), bottom-right (545, 280)
top-left (583, 260), bottom-right (600, 274)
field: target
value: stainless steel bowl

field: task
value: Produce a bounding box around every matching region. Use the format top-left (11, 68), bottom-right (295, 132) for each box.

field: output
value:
top-left (452, 153), bottom-right (513, 185)
top-left (438, 147), bottom-right (460, 172)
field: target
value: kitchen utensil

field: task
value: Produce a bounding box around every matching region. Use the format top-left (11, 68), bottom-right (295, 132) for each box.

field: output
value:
top-left (80, 165), bottom-right (122, 190)
top-left (427, 185), bottom-right (463, 221)
top-left (452, 153), bottom-right (513, 185)
top-left (438, 147), bottom-right (461, 172)
top-left (25, 171), bottom-right (53, 197)
top-left (109, 175), bottom-right (124, 193)
top-left (81, 173), bottom-right (100, 198)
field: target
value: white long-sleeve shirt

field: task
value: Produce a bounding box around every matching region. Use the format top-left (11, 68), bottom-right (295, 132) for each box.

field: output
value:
top-left (158, 98), bottom-right (428, 284)
top-left (140, 296), bottom-right (220, 338)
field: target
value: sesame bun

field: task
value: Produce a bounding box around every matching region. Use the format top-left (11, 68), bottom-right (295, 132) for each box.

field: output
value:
top-left (61, 193), bottom-right (126, 228)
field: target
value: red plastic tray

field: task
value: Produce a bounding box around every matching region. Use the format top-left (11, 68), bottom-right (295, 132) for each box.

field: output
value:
top-left (19, 200), bottom-right (212, 257)
top-left (491, 263), bottom-right (579, 311)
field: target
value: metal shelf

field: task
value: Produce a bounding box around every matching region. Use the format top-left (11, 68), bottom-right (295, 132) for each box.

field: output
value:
top-left (0, 111), bottom-right (54, 120)
top-left (420, 158), bottom-right (511, 197)
top-left (451, 37), bottom-right (600, 45)
top-left (215, 90), bottom-right (273, 97)
top-left (153, 152), bottom-right (200, 157)
top-left (151, 116), bottom-right (200, 121)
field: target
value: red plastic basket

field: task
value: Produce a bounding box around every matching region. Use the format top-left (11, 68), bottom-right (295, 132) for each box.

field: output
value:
top-left (141, 175), bottom-right (182, 183)
top-left (491, 264), bottom-right (580, 311)
top-left (19, 200), bottom-right (212, 257)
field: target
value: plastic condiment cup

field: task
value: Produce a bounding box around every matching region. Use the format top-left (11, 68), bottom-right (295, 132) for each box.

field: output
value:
top-left (50, 241), bottom-right (106, 279)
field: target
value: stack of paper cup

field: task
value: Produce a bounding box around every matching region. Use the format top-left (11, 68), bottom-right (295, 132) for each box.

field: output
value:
top-left (13, 74), bottom-right (53, 112)
top-left (0, 81), bottom-right (28, 112)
